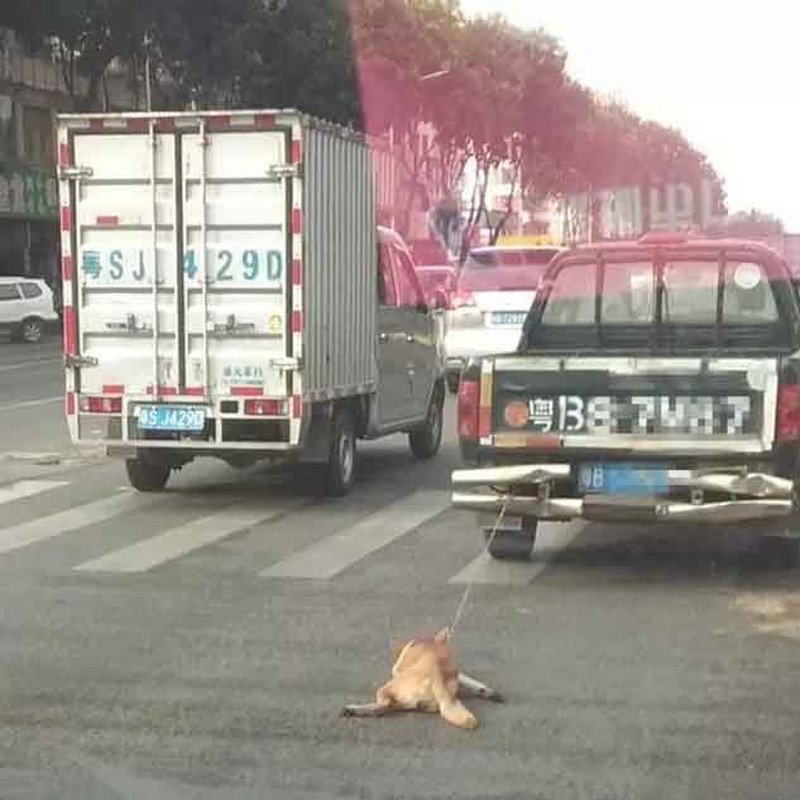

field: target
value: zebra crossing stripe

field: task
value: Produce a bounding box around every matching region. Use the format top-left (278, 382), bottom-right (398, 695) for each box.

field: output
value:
top-left (260, 490), bottom-right (449, 580)
top-left (0, 480), bottom-right (68, 506)
top-left (74, 501), bottom-right (304, 573)
top-left (0, 491), bottom-right (140, 556)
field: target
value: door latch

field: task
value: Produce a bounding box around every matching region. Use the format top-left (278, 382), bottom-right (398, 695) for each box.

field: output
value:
top-left (58, 164), bottom-right (94, 181)
top-left (267, 163), bottom-right (302, 180)
top-left (64, 353), bottom-right (98, 369)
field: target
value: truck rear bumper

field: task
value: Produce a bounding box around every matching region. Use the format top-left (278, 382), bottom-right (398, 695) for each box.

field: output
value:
top-left (451, 464), bottom-right (797, 525)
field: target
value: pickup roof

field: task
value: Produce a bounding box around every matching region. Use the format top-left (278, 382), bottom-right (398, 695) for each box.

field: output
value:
top-left (452, 233), bottom-right (800, 565)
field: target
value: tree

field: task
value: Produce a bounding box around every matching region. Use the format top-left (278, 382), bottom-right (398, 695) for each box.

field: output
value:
top-left (706, 209), bottom-right (784, 238)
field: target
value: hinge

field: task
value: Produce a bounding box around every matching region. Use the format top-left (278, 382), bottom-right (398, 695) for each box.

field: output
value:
top-left (58, 165), bottom-right (94, 181)
top-left (64, 353), bottom-right (98, 369)
top-left (267, 163), bottom-right (302, 180)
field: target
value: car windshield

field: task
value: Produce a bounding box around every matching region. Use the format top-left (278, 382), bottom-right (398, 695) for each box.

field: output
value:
top-left (459, 248), bottom-right (560, 292)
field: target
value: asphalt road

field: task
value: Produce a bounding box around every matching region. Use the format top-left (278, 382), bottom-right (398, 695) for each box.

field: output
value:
top-left (1, 338), bottom-right (799, 799)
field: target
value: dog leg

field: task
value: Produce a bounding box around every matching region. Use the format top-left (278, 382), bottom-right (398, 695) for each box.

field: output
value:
top-left (457, 672), bottom-right (504, 703)
top-left (341, 683), bottom-right (398, 718)
top-left (432, 676), bottom-right (478, 729)
top-left (340, 701), bottom-right (395, 718)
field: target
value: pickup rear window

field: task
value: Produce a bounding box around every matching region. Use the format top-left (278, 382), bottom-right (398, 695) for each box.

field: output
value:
top-left (526, 252), bottom-right (795, 352)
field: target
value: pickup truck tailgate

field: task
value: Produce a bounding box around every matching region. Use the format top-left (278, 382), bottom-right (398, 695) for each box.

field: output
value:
top-left (486, 355), bottom-right (778, 456)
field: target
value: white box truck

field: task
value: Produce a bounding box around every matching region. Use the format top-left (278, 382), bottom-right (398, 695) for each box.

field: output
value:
top-left (56, 109), bottom-right (446, 495)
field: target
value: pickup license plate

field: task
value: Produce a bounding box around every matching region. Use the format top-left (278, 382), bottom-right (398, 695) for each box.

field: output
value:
top-left (490, 311), bottom-right (527, 326)
top-left (579, 463), bottom-right (668, 496)
top-left (137, 405), bottom-right (207, 432)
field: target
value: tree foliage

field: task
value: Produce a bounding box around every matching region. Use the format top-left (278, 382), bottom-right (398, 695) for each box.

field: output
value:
top-left (1, 0), bottom-right (730, 243)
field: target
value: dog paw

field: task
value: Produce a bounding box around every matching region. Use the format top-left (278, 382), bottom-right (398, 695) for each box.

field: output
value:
top-left (340, 706), bottom-right (354, 717)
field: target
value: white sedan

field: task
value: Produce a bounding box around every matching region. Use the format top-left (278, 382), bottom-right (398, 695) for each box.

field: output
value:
top-left (444, 245), bottom-right (562, 392)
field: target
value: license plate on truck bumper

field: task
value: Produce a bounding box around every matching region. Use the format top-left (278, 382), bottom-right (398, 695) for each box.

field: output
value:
top-left (137, 405), bottom-right (208, 432)
top-left (579, 463), bottom-right (668, 496)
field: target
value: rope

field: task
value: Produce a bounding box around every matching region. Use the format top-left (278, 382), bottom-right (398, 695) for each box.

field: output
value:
top-left (448, 494), bottom-right (511, 638)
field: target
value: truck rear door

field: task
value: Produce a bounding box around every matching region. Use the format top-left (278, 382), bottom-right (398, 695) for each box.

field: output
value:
top-left (62, 114), bottom-right (295, 439)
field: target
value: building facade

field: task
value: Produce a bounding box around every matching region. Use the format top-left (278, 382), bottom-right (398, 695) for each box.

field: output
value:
top-left (0, 28), bottom-right (134, 292)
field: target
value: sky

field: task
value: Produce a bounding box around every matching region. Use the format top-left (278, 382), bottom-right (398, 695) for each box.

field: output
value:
top-left (461, 0), bottom-right (800, 230)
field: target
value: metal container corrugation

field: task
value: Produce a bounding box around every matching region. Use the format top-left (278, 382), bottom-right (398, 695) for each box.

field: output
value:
top-left (302, 120), bottom-right (377, 398)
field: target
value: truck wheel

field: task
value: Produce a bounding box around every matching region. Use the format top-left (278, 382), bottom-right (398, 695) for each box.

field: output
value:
top-left (758, 535), bottom-right (800, 569)
top-left (323, 408), bottom-right (356, 497)
top-left (409, 385), bottom-right (444, 460)
top-left (485, 520), bottom-right (537, 561)
top-left (125, 456), bottom-right (171, 492)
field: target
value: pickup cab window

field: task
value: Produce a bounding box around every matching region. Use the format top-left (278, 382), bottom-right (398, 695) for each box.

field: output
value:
top-left (529, 251), bottom-right (791, 352)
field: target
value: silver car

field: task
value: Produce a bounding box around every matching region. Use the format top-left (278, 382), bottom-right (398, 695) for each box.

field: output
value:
top-left (444, 245), bottom-right (562, 392)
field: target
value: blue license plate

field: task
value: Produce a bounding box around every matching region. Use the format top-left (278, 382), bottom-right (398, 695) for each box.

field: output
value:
top-left (490, 311), bottom-right (527, 326)
top-left (579, 463), bottom-right (668, 496)
top-left (137, 405), bottom-right (207, 432)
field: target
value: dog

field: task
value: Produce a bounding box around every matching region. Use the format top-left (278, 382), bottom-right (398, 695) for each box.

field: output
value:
top-left (340, 627), bottom-right (503, 729)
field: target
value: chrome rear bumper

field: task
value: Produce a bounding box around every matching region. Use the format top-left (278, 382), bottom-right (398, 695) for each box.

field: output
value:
top-left (451, 464), bottom-right (796, 524)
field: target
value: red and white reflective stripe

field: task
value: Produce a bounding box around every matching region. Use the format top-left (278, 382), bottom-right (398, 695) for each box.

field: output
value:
top-left (184, 386), bottom-right (204, 396)
top-left (230, 386), bottom-right (261, 397)
top-left (289, 119), bottom-right (304, 445)
top-left (58, 121), bottom-right (77, 429)
top-left (102, 384), bottom-right (125, 395)
top-left (145, 385), bottom-right (178, 396)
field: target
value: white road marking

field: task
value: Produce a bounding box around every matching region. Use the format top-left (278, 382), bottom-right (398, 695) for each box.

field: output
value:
top-left (0, 395), bottom-right (62, 412)
top-left (448, 522), bottom-right (587, 586)
top-left (0, 479), bottom-right (68, 506)
top-left (74, 501), bottom-right (304, 573)
top-left (0, 357), bottom-right (61, 372)
top-left (261, 490), bottom-right (450, 580)
top-left (0, 491), bottom-right (140, 556)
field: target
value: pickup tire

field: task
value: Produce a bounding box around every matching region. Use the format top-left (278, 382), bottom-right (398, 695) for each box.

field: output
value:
top-left (323, 407), bottom-right (356, 497)
top-left (125, 456), bottom-right (171, 492)
top-left (485, 519), bottom-right (537, 561)
top-left (409, 384), bottom-right (444, 460)
top-left (758, 535), bottom-right (800, 569)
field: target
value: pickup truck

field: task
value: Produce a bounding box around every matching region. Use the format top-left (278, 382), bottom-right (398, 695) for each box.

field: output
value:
top-left (452, 232), bottom-right (800, 566)
top-left (56, 109), bottom-right (445, 496)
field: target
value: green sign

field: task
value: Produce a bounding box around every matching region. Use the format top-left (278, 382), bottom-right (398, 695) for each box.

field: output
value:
top-left (0, 166), bottom-right (58, 220)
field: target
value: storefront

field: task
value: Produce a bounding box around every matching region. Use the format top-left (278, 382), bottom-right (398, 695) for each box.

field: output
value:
top-left (0, 164), bottom-right (59, 291)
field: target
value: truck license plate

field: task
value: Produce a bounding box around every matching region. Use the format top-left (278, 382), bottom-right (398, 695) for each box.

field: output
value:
top-left (137, 405), bottom-right (207, 432)
top-left (579, 463), bottom-right (668, 496)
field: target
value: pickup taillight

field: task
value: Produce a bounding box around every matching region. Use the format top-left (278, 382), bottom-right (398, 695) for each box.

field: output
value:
top-left (457, 375), bottom-right (480, 439)
top-left (777, 384), bottom-right (800, 441)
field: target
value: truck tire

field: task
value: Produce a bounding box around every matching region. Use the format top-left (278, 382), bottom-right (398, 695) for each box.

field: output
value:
top-left (758, 535), bottom-right (800, 569)
top-left (125, 456), bottom-right (171, 492)
top-left (409, 384), bottom-right (444, 460)
top-left (485, 519), bottom-right (537, 561)
top-left (323, 407), bottom-right (356, 497)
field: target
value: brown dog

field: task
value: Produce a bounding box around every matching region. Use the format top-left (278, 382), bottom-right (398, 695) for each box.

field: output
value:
top-left (341, 627), bottom-right (503, 729)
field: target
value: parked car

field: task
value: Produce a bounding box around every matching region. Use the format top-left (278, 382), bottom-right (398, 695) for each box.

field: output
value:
top-left (0, 276), bottom-right (60, 343)
top-left (444, 245), bottom-right (562, 392)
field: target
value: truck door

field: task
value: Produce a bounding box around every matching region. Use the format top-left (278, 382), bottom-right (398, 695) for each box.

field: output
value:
top-left (376, 242), bottom-right (411, 424)
top-left (389, 243), bottom-right (437, 419)
top-left (69, 119), bottom-right (292, 407)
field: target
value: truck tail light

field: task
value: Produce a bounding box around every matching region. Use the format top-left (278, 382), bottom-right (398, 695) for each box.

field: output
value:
top-left (244, 398), bottom-right (284, 416)
top-left (457, 376), bottom-right (480, 439)
top-left (79, 395), bottom-right (122, 414)
top-left (777, 384), bottom-right (800, 441)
